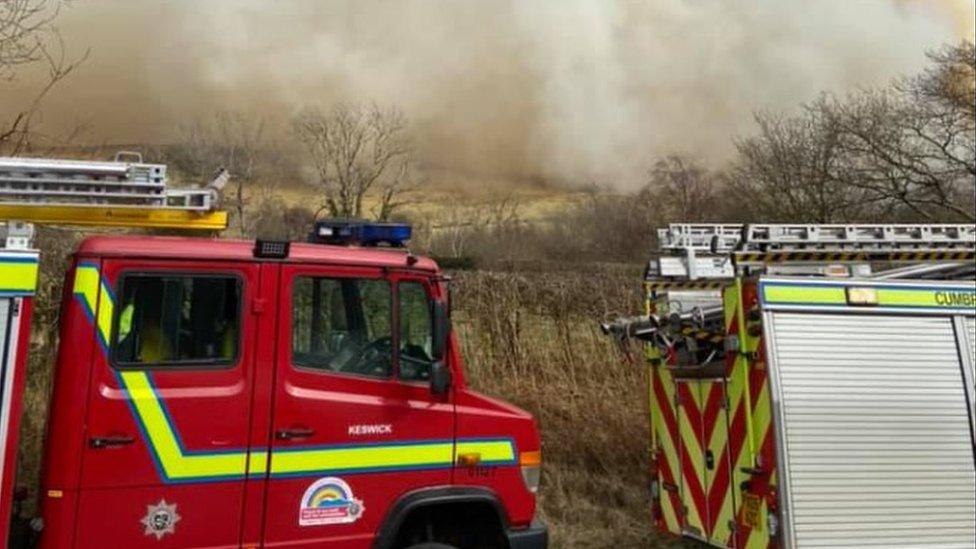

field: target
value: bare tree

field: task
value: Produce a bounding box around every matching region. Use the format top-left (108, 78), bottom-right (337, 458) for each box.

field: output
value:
top-left (642, 155), bottom-right (721, 222)
top-left (911, 41), bottom-right (975, 120)
top-left (1, 0), bottom-right (87, 153)
top-left (439, 204), bottom-right (481, 258)
top-left (727, 107), bottom-right (880, 223)
top-left (822, 42), bottom-right (975, 221)
top-left (293, 103), bottom-right (413, 220)
top-left (543, 184), bottom-right (659, 263)
top-left (373, 159), bottom-right (413, 221)
top-left (173, 111), bottom-right (268, 236)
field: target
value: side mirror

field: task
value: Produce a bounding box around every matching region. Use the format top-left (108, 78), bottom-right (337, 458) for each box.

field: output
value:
top-left (432, 300), bottom-right (450, 361)
top-left (430, 360), bottom-right (451, 396)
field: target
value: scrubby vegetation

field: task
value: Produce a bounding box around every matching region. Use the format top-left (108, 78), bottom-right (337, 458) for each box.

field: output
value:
top-left (451, 267), bottom-right (662, 547)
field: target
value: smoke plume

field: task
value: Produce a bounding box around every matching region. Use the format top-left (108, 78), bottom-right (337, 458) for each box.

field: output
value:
top-left (1, 0), bottom-right (971, 186)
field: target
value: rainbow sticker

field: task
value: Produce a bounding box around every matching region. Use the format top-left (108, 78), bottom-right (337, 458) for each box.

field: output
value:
top-left (299, 477), bottom-right (365, 526)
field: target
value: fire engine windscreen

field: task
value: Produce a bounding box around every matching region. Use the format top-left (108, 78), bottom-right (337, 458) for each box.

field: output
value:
top-left (292, 277), bottom-right (394, 378)
top-left (291, 277), bottom-right (436, 380)
top-left (113, 275), bottom-right (241, 365)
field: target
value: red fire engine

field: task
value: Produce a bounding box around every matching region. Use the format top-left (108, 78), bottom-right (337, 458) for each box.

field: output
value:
top-left (0, 155), bottom-right (547, 548)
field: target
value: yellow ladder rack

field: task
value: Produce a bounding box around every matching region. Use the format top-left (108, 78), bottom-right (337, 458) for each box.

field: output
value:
top-left (0, 153), bottom-right (228, 232)
top-left (0, 204), bottom-right (227, 231)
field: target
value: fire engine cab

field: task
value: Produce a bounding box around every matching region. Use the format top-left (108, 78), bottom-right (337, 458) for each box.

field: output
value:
top-left (0, 155), bottom-right (547, 548)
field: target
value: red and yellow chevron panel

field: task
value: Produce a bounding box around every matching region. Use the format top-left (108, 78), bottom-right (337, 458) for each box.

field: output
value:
top-left (647, 280), bottom-right (780, 549)
top-left (651, 362), bottom-right (684, 535)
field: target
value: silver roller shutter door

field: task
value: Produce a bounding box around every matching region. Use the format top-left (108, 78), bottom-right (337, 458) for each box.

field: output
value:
top-left (769, 313), bottom-right (976, 548)
top-left (967, 317), bottom-right (975, 361)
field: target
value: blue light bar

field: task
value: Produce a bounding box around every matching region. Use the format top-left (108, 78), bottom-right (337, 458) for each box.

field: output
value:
top-left (311, 219), bottom-right (412, 247)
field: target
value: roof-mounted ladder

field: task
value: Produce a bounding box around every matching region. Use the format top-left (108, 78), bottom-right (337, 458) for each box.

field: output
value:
top-left (0, 152), bottom-right (227, 246)
top-left (649, 223), bottom-right (976, 281)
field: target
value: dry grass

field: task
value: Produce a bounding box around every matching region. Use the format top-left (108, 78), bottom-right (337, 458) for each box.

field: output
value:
top-left (450, 267), bottom-right (690, 548)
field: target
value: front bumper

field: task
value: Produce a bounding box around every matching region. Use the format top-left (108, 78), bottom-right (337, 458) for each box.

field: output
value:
top-left (506, 520), bottom-right (548, 549)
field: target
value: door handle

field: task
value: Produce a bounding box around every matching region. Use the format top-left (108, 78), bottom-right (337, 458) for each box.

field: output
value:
top-left (89, 435), bottom-right (135, 449)
top-left (275, 427), bottom-right (315, 440)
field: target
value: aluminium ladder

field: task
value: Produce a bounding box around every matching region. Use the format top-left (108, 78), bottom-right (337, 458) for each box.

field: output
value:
top-left (650, 223), bottom-right (976, 281)
top-left (0, 152), bottom-right (227, 237)
top-left (0, 153), bottom-right (228, 549)
top-left (659, 223), bottom-right (975, 253)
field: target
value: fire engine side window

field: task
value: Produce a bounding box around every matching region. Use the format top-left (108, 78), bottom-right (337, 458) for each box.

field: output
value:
top-left (113, 274), bottom-right (240, 366)
top-left (398, 282), bottom-right (434, 382)
top-left (292, 277), bottom-right (392, 378)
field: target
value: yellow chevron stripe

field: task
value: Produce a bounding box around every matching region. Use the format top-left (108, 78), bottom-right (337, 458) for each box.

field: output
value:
top-left (752, 384), bottom-right (771, 442)
top-left (658, 370), bottom-right (680, 475)
top-left (688, 379), bottom-right (705, 411)
top-left (96, 278), bottom-right (115, 348)
top-left (73, 263), bottom-right (100, 318)
top-left (76, 263), bottom-right (516, 482)
top-left (678, 381), bottom-right (706, 534)
top-left (654, 367), bottom-right (682, 534)
top-left (660, 485), bottom-right (680, 533)
top-left (706, 391), bottom-right (727, 460)
top-left (121, 370), bottom-right (251, 480)
top-left (707, 384), bottom-right (735, 544)
top-left (712, 491), bottom-right (735, 544)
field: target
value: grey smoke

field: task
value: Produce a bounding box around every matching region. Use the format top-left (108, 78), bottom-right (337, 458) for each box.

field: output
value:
top-left (1, 0), bottom-right (970, 186)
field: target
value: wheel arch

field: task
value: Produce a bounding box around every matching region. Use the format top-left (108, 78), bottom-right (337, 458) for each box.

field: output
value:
top-left (372, 486), bottom-right (509, 549)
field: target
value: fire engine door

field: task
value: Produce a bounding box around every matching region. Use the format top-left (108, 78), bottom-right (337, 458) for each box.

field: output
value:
top-left (676, 378), bottom-right (735, 547)
top-left (75, 259), bottom-right (262, 547)
top-left (262, 266), bottom-right (454, 548)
